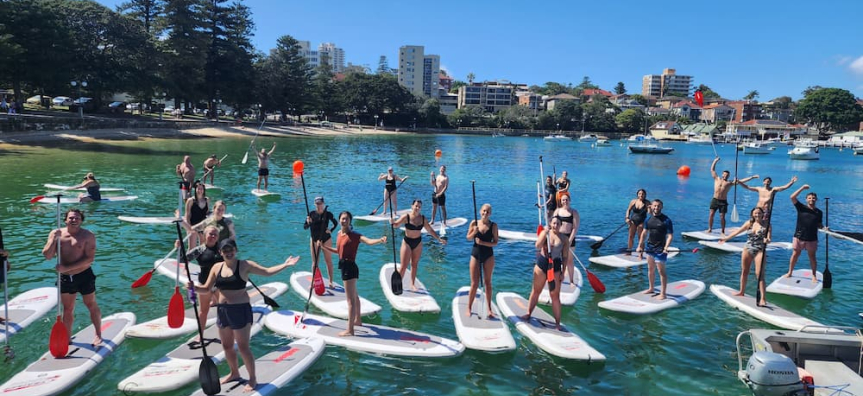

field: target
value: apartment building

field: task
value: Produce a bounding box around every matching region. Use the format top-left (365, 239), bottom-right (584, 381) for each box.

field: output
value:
top-left (457, 82), bottom-right (515, 113)
top-left (700, 104), bottom-right (736, 123)
top-left (398, 45), bottom-right (440, 98)
top-left (318, 43), bottom-right (345, 73)
top-left (726, 101), bottom-right (762, 123)
top-left (297, 41), bottom-right (320, 69)
top-left (642, 68), bottom-right (693, 98)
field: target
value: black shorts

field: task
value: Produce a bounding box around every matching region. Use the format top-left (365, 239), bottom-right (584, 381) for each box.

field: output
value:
top-left (432, 192), bottom-right (446, 206)
top-left (536, 256), bottom-right (563, 273)
top-left (258, 168), bottom-right (269, 176)
top-left (339, 259), bottom-right (359, 281)
top-left (216, 303), bottom-right (253, 329)
top-left (180, 181), bottom-right (192, 191)
top-left (710, 198), bottom-right (729, 214)
top-left (59, 267), bottom-right (97, 295)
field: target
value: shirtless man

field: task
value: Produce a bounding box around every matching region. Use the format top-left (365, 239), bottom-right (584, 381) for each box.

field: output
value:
top-left (430, 165), bottom-right (449, 226)
top-left (707, 157), bottom-right (757, 234)
top-left (738, 175), bottom-right (797, 239)
top-left (176, 155), bottom-right (196, 198)
top-left (41, 209), bottom-right (102, 346)
top-left (202, 154), bottom-right (221, 185)
top-left (255, 143), bottom-right (276, 191)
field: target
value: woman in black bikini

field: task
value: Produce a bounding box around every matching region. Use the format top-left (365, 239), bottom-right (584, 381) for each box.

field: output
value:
top-left (552, 195), bottom-right (580, 284)
top-left (192, 239), bottom-right (299, 392)
top-left (719, 207), bottom-right (769, 306)
top-left (390, 200), bottom-right (446, 290)
top-left (466, 203), bottom-right (499, 318)
top-left (184, 181), bottom-right (210, 246)
top-left (377, 167), bottom-right (408, 215)
top-left (625, 189), bottom-right (649, 255)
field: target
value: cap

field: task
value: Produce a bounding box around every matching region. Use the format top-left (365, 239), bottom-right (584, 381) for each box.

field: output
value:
top-left (218, 239), bottom-right (237, 251)
top-left (314, 196), bottom-right (324, 203)
top-left (387, 166), bottom-right (393, 171)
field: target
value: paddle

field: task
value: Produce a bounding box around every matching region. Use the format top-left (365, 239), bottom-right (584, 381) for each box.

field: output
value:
top-left (731, 144), bottom-right (740, 222)
top-left (535, 182), bottom-right (544, 235)
top-left (241, 119), bottom-right (265, 164)
top-left (167, 182), bottom-right (186, 328)
top-left (200, 154), bottom-right (228, 182)
top-left (823, 197), bottom-right (831, 289)
top-left (571, 248), bottom-right (605, 293)
top-left (470, 180), bottom-right (484, 319)
top-left (248, 279), bottom-right (279, 308)
top-left (538, 158), bottom-right (556, 290)
top-left (174, 221), bottom-right (220, 395)
top-left (624, 248), bottom-right (700, 254)
top-left (1, 227), bottom-right (13, 361)
top-left (755, 191), bottom-right (777, 306)
top-left (130, 233), bottom-right (191, 288)
top-left (297, 171), bottom-right (322, 325)
top-left (589, 222), bottom-right (629, 250)
top-left (48, 195), bottom-right (69, 358)
top-left (387, 197), bottom-right (403, 296)
top-left (369, 179), bottom-right (408, 215)
top-left (29, 195), bottom-right (46, 204)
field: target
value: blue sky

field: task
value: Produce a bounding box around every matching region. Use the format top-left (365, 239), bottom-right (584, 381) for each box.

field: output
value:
top-left (97, 0), bottom-right (863, 101)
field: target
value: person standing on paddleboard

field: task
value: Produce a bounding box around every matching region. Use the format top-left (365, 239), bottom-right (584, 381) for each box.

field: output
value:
top-left (176, 156), bottom-right (196, 198)
top-left (202, 154), bottom-right (221, 185)
top-left (522, 216), bottom-right (567, 329)
top-left (707, 158), bottom-right (757, 235)
top-left (179, 225), bottom-right (223, 336)
top-left (377, 167), bottom-right (407, 215)
top-left (192, 239), bottom-right (299, 392)
top-left (786, 185), bottom-right (824, 283)
top-left (41, 208), bottom-right (102, 346)
top-left (390, 199), bottom-right (446, 291)
top-left (543, 176), bottom-right (557, 223)
top-left (554, 170), bottom-right (571, 206)
top-left (184, 181), bottom-right (210, 246)
top-left (719, 207), bottom-right (769, 304)
top-left (304, 196), bottom-right (338, 288)
top-left (738, 175), bottom-right (797, 240)
top-left (254, 142), bottom-right (276, 191)
top-left (636, 199), bottom-right (674, 300)
top-left (66, 172), bottom-right (101, 203)
top-left (466, 204), bottom-right (499, 319)
top-left (552, 195), bottom-right (580, 284)
top-left (319, 212), bottom-right (388, 336)
top-left (430, 165), bottom-right (449, 226)
top-left (625, 189), bottom-right (649, 255)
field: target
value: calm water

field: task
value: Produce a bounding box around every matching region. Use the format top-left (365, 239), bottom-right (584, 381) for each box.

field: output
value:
top-left (0, 133), bottom-right (861, 395)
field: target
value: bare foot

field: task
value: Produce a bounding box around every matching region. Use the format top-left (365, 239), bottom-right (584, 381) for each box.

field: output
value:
top-left (783, 273), bottom-right (793, 278)
top-left (243, 379), bottom-right (257, 392)
top-left (487, 311), bottom-right (497, 320)
top-left (0, 317), bottom-right (5, 324)
top-left (812, 277), bottom-right (818, 283)
top-left (92, 335), bottom-right (103, 347)
top-left (642, 288), bottom-right (655, 295)
top-left (655, 294), bottom-right (667, 300)
top-left (411, 283), bottom-right (418, 292)
top-left (624, 252), bottom-right (631, 256)
top-left (337, 330), bottom-right (353, 337)
top-left (705, 229), bottom-right (712, 234)
top-left (465, 309), bottom-right (472, 318)
top-left (758, 301), bottom-right (767, 307)
top-left (732, 291), bottom-right (745, 296)
top-left (221, 375), bottom-right (242, 384)
top-left (328, 282), bottom-right (334, 289)
top-left (520, 314), bottom-right (531, 321)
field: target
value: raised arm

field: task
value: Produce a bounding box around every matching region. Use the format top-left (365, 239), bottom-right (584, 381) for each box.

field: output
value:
top-left (774, 175), bottom-right (798, 192)
top-left (267, 142), bottom-right (276, 156)
top-left (534, 229), bottom-right (549, 253)
top-left (789, 184), bottom-right (809, 205)
top-left (246, 257), bottom-right (299, 277)
top-left (710, 157), bottom-right (719, 179)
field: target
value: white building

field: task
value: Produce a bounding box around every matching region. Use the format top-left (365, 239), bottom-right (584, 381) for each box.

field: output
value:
top-left (398, 45), bottom-right (440, 98)
top-left (642, 68), bottom-right (693, 98)
top-left (318, 42), bottom-right (345, 73)
top-left (297, 41), bottom-right (320, 70)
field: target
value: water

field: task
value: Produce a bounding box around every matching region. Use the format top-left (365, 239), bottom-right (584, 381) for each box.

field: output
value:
top-left (0, 134), bottom-right (861, 395)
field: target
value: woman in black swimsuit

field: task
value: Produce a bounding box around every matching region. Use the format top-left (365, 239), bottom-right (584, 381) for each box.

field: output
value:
top-left (192, 239), bottom-right (299, 392)
top-left (377, 167), bottom-right (408, 215)
top-left (552, 195), bottom-right (580, 284)
top-left (625, 189), bottom-right (649, 255)
top-left (390, 200), bottom-right (446, 291)
top-left (71, 172), bottom-right (101, 203)
top-left (184, 181), bottom-right (210, 246)
top-left (466, 203), bottom-right (498, 319)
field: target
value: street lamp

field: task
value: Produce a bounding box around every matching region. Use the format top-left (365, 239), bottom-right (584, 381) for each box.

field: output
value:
top-left (70, 80), bottom-right (87, 120)
top-left (556, 122), bottom-right (560, 131)
top-left (374, 114), bottom-right (379, 130)
top-left (413, 117), bottom-right (416, 130)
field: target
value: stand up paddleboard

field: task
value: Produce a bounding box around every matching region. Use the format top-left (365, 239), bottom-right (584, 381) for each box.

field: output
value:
top-left (698, 240), bottom-right (793, 253)
top-left (120, 213), bottom-right (233, 225)
top-left (401, 217), bottom-right (469, 234)
top-left (0, 287), bottom-right (58, 343)
top-left (681, 227), bottom-right (747, 240)
top-left (710, 284), bottom-right (822, 330)
top-left (202, 184), bottom-right (222, 191)
top-left (451, 286), bottom-right (516, 352)
top-left (589, 248), bottom-right (680, 268)
top-left (251, 189), bottom-right (280, 199)
top-left (496, 292), bottom-right (605, 361)
top-left (34, 195), bottom-right (138, 204)
top-left (354, 208), bottom-right (411, 223)
top-left (538, 267), bottom-right (582, 306)
top-left (44, 183), bottom-right (124, 192)
top-left (155, 258), bottom-right (251, 288)
top-left (266, 309), bottom-right (464, 358)
top-left (118, 307), bottom-right (268, 393)
top-left (188, 338), bottom-right (325, 396)
top-left (496, 229), bottom-right (603, 244)
top-left (290, 271), bottom-right (381, 319)
top-left (766, 270), bottom-right (823, 299)
top-left (598, 280), bottom-right (705, 315)
top-left (1, 312), bottom-right (135, 396)
top-left (379, 264), bottom-right (440, 313)
top-left (125, 282), bottom-right (287, 339)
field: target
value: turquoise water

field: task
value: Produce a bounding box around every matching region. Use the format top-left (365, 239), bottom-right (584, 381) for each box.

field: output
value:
top-left (0, 134), bottom-right (861, 395)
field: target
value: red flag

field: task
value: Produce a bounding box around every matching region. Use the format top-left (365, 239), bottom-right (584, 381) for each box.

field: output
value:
top-left (694, 90), bottom-right (704, 107)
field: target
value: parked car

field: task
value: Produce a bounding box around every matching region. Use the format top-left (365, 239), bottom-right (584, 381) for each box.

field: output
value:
top-left (163, 105), bottom-right (175, 113)
top-left (107, 101), bottom-right (127, 113)
top-left (52, 96), bottom-right (73, 106)
top-left (26, 95), bottom-right (52, 105)
top-left (69, 97), bottom-right (95, 112)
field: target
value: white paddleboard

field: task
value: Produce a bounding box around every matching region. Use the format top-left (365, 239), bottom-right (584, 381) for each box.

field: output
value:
top-left (266, 309), bottom-right (464, 358)
top-left (1, 312), bottom-right (135, 396)
top-left (154, 258), bottom-right (251, 288)
top-left (44, 183), bottom-right (124, 192)
top-left (202, 184), bottom-right (222, 191)
top-left (379, 263), bottom-right (440, 313)
top-left (709, 284), bottom-right (822, 330)
top-left (118, 307), bottom-right (268, 393)
top-left (698, 240), bottom-right (793, 253)
top-left (125, 282), bottom-right (287, 339)
top-left (251, 189), bottom-right (280, 199)
top-left (598, 279), bottom-right (705, 314)
top-left (538, 267), bottom-right (582, 306)
top-left (589, 248), bottom-right (680, 268)
top-left (120, 213), bottom-right (233, 224)
top-left (496, 292), bottom-right (605, 361)
top-left (35, 195), bottom-right (138, 204)
top-left (766, 270), bottom-right (823, 299)
top-left (451, 286), bottom-right (516, 352)
top-left (0, 287), bottom-right (58, 343)
top-left (188, 338), bottom-right (325, 396)
top-left (290, 271), bottom-right (381, 319)
top-left (403, 217), bottom-right (469, 234)
top-left (681, 227), bottom-right (747, 240)
top-left (497, 229), bottom-right (603, 244)
top-left (354, 208), bottom-right (411, 223)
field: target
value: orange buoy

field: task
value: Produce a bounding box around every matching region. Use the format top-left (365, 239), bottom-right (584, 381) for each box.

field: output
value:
top-left (676, 165), bottom-right (691, 176)
top-left (434, 149), bottom-right (442, 157)
top-left (293, 160), bottom-right (305, 174)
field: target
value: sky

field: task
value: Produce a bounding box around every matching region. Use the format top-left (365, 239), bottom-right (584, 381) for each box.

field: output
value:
top-left (96, 0), bottom-right (863, 101)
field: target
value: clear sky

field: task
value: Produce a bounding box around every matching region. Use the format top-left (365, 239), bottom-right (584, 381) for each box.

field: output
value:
top-left (97, 0), bottom-right (863, 101)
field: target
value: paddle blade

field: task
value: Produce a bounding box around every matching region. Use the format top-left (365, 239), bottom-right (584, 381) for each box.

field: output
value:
top-left (131, 270), bottom-right (154, 288)
top-left (731, 205), bottom-right (740, 222)
top-left (241, 151), bottom-right (249, 165)
top-left (823, 267), bottom-right (832, 289)
top-left (29, 195), bottom-right (45, 204)
top-left (167, 286), bottom-right (185, 328)
top-left (312, 267), bottom-right (325, 296)
top-left (263, 295), bottom-right (280, 309)
top-left (536, 224), bottom-right (543, 236)
top-left (49, 316), bottom-right (69, 358)
top-left (391, 271), bottom-right (403, 296)
top-left (546, 267), bottom-right (556, 292)
top-left (199, 358), bottom-right (221, 395)
top-left (589, 240), bottom-right (603, 250)
top-left (586, 271), bottom-right (605, 293)
top-left (440, 222), bottom-right (446, 237)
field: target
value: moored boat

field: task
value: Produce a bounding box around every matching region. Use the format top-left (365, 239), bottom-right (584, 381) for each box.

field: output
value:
top-left (788, 140), bottom-right (819, 160)
top-left (578, 134), bottom-right (598, 143)
top-left (544, 134), bottom-right (570, 141)
top-left (743, 142), bottom-right (772, 155)
top-left (629, 144), bottom-right (674, 154)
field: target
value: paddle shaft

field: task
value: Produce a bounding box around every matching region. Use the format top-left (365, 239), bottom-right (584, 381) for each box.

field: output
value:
top-left (539, 159), bottom-right (555, 288)
top-left (299, 172), bottom-right (320, 323)
top-left (733, 142), bottom-right (739, 205)
top-left (824, 198), bottom-right (831, 289)
top-left (387, 193), bottom-right (399, 274)
top-left (470, 180), bottom-right (483, 318)
top-left (589, 221), bottom-right (629, 250)
top-left (200, 154), bottom-right (228, 180)
top-left (241, 119), bottom-right (264, 164)
top-left (1, 227), bottom-right (8, 349)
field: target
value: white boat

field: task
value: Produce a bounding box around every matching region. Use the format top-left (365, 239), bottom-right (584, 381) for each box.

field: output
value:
top-left (743, 142), bottom-right (772, 155)
top-left (854, 146), bottom-right (863, 155)
top-left (578, 134), bottom-right (598, 143)
top-left (627, 134), bottom-right (655, 142)
top-left (735, 326), bottom-right (862, 396)
top-left (764, 137), bottom-right (789, 147)
top-left (686, 136), bottom-right (713, 145)
top-left (788, 140), bottom-right (820, 160)
top-left (544, 134), bottom-right (570, 141)
top-left (595, 138), bottom-right (612, 146)
top-left (491, 132), bottom-right (506, 138)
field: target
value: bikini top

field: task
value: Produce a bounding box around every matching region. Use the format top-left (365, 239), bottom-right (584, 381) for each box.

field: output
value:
top-left (556, 212), bottom-right (574, 224)
top-left (214, 261), bottom-right (246, 290)
top-left (405, 214), bottom-right (425, 231)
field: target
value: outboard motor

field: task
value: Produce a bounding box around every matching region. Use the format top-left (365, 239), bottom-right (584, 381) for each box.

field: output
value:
top-left (737, 352), bottom-right (807, 396)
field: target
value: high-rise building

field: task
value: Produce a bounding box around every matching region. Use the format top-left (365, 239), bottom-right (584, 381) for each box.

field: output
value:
top-left (642, 68), bottom-right (693, 98)
top-left (398, 45), bottom-right (440, 98)
top-left (318, 43), bottom-right (345, 73)
top-left (297, 41), bottom-right (320, 70)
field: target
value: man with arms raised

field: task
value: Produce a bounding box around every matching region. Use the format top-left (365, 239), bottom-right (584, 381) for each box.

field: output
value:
top-left (254, 142), bottom-right (277, 191)
top-left (707, 157), bottom-right (757, 235)
top-left (786, 184), bottom-right (824, 283)
top-left (430, 165), bottom-right (449, 226)
top-left (739, 175), bottom-right (797, 240)
top-left (42, 209), bottom-right (102, 346)
top-left (176, 155), bottom-right (196, 198)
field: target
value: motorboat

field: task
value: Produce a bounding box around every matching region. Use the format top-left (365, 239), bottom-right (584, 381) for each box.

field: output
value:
top-left (544, 134), bottom-right (570, 141)
top-left (627, 134), bottom-right (656, 143)
top-left (578, 134), bottom-right (599, 143)
top-left (743, 142), bottom-right (772, 155)
top-left (854, 146), bottom-right (863, 155)
top-left (735, 326), bottom-right (862, 396)
top-left (491, 132), bottom-right (506, 138)
top-left (687, 136), bottom-right (714, 145)
top-left (596, 138), bottom-right (612, 146)
top-left (788, 140), bottom-right (820, 160)
top-left (628, 144), bottom-right (674, 154)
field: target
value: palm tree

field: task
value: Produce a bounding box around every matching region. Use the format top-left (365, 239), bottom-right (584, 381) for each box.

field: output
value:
top-left (744, 90), bottom-right (760, 102)
top-left (467, 72), bottom-right (475, 84)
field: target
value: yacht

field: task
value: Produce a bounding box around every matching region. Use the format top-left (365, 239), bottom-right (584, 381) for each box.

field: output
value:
top-left (628, 135), bottom-right (673, 154)
top-left (578, 134), bottom-right (599, 143)
top-left (595, 137), bottom-right (612, 146)
top-left (687, 135), bottom-right (714, 145)
top-left (743, 141), bottom-right (772, 155)
top-left (787, 139), bottom-right (820, 160)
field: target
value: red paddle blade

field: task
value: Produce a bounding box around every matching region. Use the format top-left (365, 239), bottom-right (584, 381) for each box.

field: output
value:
top-left (131, 270), bottom-right (154, 288)
top-left (587, 271), bottom-right (606, 293)
top-left (49, 316), bottom-right (69, 358)
top-left (536, 225), bottom-right (544, 236)
top-left (167, 287), bottom-right (185, 328)
top-left (29, 195), bottom-right (45, 204)
top-left (313, 267), bottom-right (325, 296)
